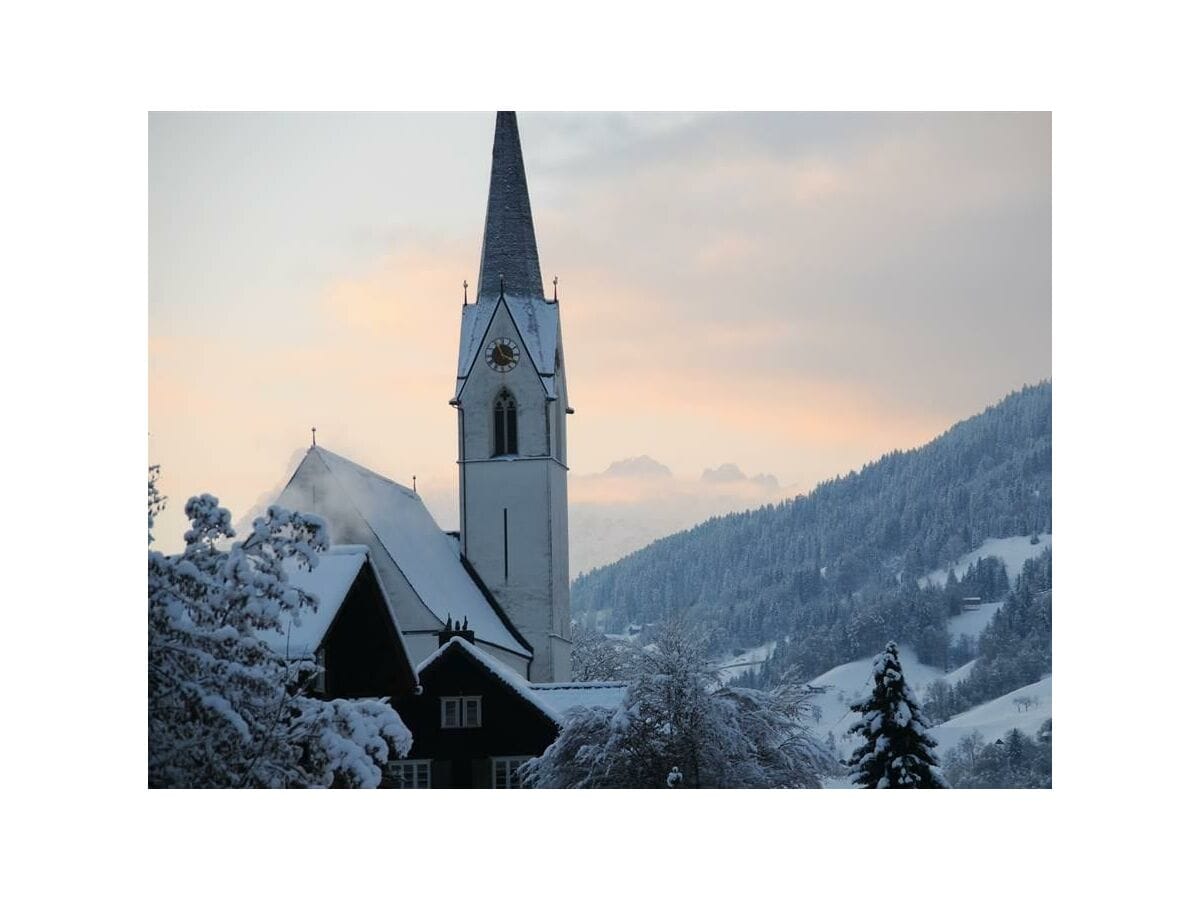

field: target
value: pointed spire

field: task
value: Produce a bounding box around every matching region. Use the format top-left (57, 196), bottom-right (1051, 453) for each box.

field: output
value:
top-left (476, 112), bottom-right (544, 301)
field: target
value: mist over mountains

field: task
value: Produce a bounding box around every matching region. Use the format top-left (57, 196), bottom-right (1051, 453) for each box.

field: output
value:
top-left (569, 456), bottom-right (792, 577)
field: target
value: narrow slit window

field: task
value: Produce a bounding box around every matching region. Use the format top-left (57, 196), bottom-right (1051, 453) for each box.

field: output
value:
top-left (493, 390), bottom-right (518, 456)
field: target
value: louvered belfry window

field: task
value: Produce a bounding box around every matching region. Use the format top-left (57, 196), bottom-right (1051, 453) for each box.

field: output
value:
top-left (493, 390), bottom-right (518, 456)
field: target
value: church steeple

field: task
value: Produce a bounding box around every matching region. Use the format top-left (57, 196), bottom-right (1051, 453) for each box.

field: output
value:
top-left (476, 112), bottom-right (544, 301)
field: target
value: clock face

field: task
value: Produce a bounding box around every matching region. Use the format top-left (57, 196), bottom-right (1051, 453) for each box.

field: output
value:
top-left (486, 338), bottom-right (520, 372)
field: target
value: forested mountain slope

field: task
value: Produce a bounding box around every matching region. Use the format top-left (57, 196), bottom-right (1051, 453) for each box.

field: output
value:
top-left (571, 382), bottom-right (1051, 673)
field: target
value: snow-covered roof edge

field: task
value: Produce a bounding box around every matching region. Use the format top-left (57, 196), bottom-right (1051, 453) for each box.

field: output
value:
top-left (417, 637), bottom-right (561, 723)
top-left (359, 551), bottom-right (420, 687)
top-left (527, 682), bottom-right (628, 691)
top-left (261, 545), bottom-right (417, 683)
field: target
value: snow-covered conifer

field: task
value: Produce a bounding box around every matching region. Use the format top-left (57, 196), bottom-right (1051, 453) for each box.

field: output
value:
top-left (148, 479), bottom-right (411, 787)
top-left (847, 641), bottom-right (948, 788)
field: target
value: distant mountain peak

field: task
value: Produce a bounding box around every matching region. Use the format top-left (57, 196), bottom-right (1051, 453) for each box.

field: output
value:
top-left (701, 463), bottom-right (746, 483)
top-left (602, 456), bottom-right (673, 479)
top-left (700, 463), bottom-right (778, 488)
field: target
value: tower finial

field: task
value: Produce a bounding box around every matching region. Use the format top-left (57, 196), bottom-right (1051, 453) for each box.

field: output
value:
top-left (499, 273), bottom-right (505, 299)
top-left (412, 475), bottom-right (417, 494)
top-left (463, 280), bottom-right (468, 306)
top-left (311, 427), bottom-right (316, 447)
top-left (553, 275), bottom-right (558, 301)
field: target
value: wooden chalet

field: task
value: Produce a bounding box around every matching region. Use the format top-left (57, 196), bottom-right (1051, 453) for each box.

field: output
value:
top-left (260, 544), bottom-right (419, 701)
top-left (391, 625), bottom-right (626, 788)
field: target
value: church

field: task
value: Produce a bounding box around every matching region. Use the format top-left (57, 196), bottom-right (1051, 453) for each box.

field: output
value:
top-left (268, 112), bottom-right (622, 786)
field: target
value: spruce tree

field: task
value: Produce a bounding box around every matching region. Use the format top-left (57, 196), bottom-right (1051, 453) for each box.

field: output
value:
top-left (847, 641), bottom-right (948, 788)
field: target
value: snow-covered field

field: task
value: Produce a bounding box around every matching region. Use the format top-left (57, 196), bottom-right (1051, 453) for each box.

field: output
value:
top-left (920, 533), bottom-right (1052, 589)
top-left (929, 675), bottom-right (1052, 748)
top-left (819, 670), bottom-right (1051, 788)
top-left (807, 586), bottom-right (1051, 788)
top-left (947, 601), bottom-right (1003, 642)
top-left (806, 591), bottom-right (1012, 759)
top-left (713, 641), bottom-right (777, 685)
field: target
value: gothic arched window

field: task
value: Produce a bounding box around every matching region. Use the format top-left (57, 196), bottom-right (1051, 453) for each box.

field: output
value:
top-left (493, 390), bottom-right (518, 457)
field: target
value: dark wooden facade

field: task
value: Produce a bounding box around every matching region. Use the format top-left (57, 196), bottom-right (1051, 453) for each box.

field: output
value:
top-left (392, 639), bottom-right (559, 788)
top-left (319, 565), bottom-right (419, 700)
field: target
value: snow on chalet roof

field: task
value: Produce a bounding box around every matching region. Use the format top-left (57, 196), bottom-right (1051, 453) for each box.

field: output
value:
top-left (312, 447), bottom-right (530, 658)
top-left (418, 637), bottom-right (559, 722)
top-left (456, 293), bottom-right (560, 399)
top-left (527, 682), bottom-right (628, 718)
top-left (258, 545), bottom-right (371, 659)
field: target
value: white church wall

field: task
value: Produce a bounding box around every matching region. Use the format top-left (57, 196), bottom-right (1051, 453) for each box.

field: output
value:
top-left (458, 300), bottom-right (572, 682)
top-left (458, 300), bottom-right (552, 461)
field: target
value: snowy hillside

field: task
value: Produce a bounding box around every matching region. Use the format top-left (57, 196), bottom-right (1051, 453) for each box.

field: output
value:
top-left (929, 676), bottom-right (1052, 748)
top-left (806, 589), bottom-right (1044, 766)
top-left (573, 384), bottom-right (1052, 661)
top-left (808, 643), bottom-right (975, 761)
top-left (713, 641), bottom-right (777, 685)
top-left (921, 533), bottom-right (1052, 589)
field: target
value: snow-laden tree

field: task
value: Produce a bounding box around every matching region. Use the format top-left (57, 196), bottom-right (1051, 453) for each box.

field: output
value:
top-left (847, 641), bottom-right (947, 788)
top-left (148, 473), bottom-right (411, 788)
top-left (570, 622), bottom-right (635, 681)
top-left (523, 622), bottom-right (834, 788)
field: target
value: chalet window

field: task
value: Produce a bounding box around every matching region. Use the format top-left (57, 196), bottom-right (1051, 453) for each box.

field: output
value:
top-left (441, 696), bottom-right (482, 729)
top-left (492, 390), bottom-right (518, 456)
top-left (385, 759), bottom-right (431, 789)
top-left (492, 756), bottom-right (532, 788)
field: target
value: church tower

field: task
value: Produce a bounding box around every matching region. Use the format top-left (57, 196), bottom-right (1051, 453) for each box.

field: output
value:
top-left (452, 112), bottom-right (572, 683)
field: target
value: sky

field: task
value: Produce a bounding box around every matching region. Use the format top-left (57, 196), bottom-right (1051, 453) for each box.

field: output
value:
top-left (149, 112), bottom-right (1050, 555)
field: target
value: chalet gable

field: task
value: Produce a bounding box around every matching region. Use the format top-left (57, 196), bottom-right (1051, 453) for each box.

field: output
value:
top-left (259, 545), bottom-right (419, 699)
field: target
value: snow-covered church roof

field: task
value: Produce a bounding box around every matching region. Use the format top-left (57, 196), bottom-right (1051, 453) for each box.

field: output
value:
top-left (301, 447), bottom-right (531, 658)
